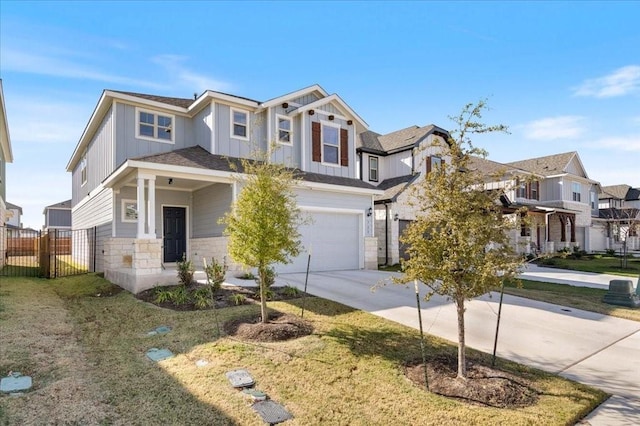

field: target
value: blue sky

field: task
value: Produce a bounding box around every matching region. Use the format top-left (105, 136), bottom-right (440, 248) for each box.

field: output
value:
top-left (1, 1), bottom-right (639, 229)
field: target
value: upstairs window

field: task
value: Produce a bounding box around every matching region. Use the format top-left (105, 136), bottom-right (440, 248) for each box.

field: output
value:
top-left (136, 108), bottom-right (174, 142)
top-left (312, 121), bottom-right (348, 166)
top-left (277, 115), bottom-right (292, 144)
top-left (572, 182), bottom-right (581, 202)
top-left (590, 191), bottom-right (597, 210)
top-left (231, 108), bottom-right (249, 140)
top-left (369, 156), bottom-right (379, 182)
top-left (426, 155), bottom-right (443, 174)
top-left (530, 181), bottom-right (539, 200)
top-left (322, 123), bottom-right (340, 165)
top-left (80, 151), bottom-right (87, 186)
top-left (516, 179), bottom-right (527, 198)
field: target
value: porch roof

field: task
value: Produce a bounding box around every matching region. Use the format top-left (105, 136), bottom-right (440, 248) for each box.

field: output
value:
top-left (105, 146), bottom-right (381, 193)
top-left (373, 174), bottom-right (420, 203)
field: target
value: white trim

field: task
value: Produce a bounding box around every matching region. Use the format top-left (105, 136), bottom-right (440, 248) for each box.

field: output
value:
top-left (320, 120), bottom-right (341, 167)
top-left (308, 109), bottom-right (347, 121)
top-left (294, 93), bottom-right (368, 129)
top-left (135, 107), bottom-right (175, 144)
top-left (71, 183), bottom-right (107, 213)
top-left (368, 155), bottom-right (379, 182)
top-left (80, 150), bottom-right (88, 186)
top-left (259, 84), bottom-right (328, 109)
top-left (160, 204), bottom-right (190, 263)
top-left (121, 198), bottom-right (138, 223)
top-left (210, 101), bottom-right (216, 154)
top-left (275, 114), bottom-right (293, 145)
top-left (301, 115), bottom-right (306, 171)
top-left (230, 107), bottom-right (250, 141)
top-left (0, 80), bottom-right (13, 163)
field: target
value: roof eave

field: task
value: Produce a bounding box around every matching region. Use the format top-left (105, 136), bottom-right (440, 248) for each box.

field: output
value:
top-left (0, 80), bottom-right (13, 163)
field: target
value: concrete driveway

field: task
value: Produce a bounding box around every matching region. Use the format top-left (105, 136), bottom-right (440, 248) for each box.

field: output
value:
top-left (266, 269), bottom-right (640, 425)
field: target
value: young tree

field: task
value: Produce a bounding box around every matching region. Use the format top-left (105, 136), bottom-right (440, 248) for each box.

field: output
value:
top-left (221, 153), bottom-right (304, 324)
top-left (400, 100), bottom-right (525, 380)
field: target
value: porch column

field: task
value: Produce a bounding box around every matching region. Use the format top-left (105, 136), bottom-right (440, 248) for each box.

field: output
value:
top-left (559, 214), bottom-right (566, 242)
top-left (569, 215), bottom-right (576, 243)
top-left (137, 177), bottom-right (146, 238)
top-left (148, 177), bottom-right (156, 238)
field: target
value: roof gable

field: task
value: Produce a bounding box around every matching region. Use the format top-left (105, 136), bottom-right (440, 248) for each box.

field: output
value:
top-left (359, 124), bottom-right (449, 155)
top-left (506, 151), bottom-right (584, 177)
top-left (599, 184), bottom-right (631, 200)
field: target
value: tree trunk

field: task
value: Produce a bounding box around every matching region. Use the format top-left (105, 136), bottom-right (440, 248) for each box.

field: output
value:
top-left (456, 296), bottom-right (467, 380)
top-left (259, 265), bottom-right (268, 324)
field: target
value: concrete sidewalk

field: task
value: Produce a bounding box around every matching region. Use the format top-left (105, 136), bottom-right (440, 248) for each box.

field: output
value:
top-left (249, 268), bottom-right (640, 425)
top-left (520, 263), bottom-right (639, 289)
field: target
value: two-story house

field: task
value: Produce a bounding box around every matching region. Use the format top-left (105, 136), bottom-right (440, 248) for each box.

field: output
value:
top-left (67, 85), bottom-right (381, 293)
top-left (357, 124), bottom-right (451, 265)
top-left (0, 80), bottom-right (14, 267)
top-left (595, 184), bottom-right (640, 251)
top-left (43, 199), bottom-right (72, 232)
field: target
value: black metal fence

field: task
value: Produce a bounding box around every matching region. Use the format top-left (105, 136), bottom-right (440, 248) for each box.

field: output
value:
top-left (0, 226), bottom-right (97, 278)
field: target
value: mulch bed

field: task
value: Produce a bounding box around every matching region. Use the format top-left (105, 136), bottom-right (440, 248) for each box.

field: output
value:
top-left (135, 284), bottom-right (308, 311)
top-left (224, 311), bottom-right (314, 342)
top-left (405, 354), bottom-right (540, 408)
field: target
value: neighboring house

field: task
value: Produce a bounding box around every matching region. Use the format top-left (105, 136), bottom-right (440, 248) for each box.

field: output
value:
top-left (356, 124), bottom-right (451, 265)
top-left (503, 152), bottom-right (600, 253)
top-left (5, 202), bottom-right (22, 229)
top-left (43, 199), bottom-right (72, 232)
top-left (0, 79), bottom-right (13, 267)
top-left (362, 141), bottom-right (602, 264)
top-left (595, 185), bottom-right (640, 251)
top-left (67, 84), bottom-right (381, 293)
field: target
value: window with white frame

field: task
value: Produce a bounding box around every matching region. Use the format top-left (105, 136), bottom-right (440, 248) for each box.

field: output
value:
top-left (369, 156), bottom-right (379, 182)
top-left (277, 115), bottom-right (292, 144)
top-left (590, 191), bottom-right (596, 209)
top-left (516, 179), bottom-right (526, 198)
top-left (136, 108), bottom-right (174, 142)
top-left (231, 108), bottom-right (249, 140)
top-left (81, 151), bottom-right (87, 186)
top-left (121, 199), bottom-right (138, 223)
top-left (322, 122), bottom-right (340, 165)
top-left (572, 182), bottom-right (581, 202)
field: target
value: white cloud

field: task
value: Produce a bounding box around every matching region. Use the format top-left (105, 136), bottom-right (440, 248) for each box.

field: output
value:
top-left (573, 65), bottom-right (640, 98)
top-left (522, 116), bottom-right (586, 140)
top-left (590, 134), bottom-right (640, 152)
top-left (2, 48), bottom-right (165, 90)
top-left (151, 55), bottom-right (233, 93)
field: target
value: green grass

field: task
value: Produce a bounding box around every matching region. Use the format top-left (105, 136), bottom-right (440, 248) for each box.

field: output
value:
top-left (504, 279), bottom-right (640, 322)
top-left (537, 255), bottom-right (640, 277)
top-left (0, 275), bottom-right (606, 425)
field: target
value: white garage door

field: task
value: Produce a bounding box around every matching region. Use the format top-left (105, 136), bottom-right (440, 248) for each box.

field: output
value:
top-left (275, 212), bottom-right (361, 274)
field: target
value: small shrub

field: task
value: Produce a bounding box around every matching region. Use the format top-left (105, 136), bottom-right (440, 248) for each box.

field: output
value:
top-left (525, 253), bottom-right (536, 262)
top-left (192, 287), bottom-right (213, 310)
top-left (170, 285), bottom-right (190, 306)
top-left (153, 287), bottom-right (173, 304)
top-left (282, 285), bottom-right (300, 297)
top-left (254, 288), bottom-right (274, 301)
top-left (236, 271), bottom-right (255, 280)
top-left (228, 293), bottom-right (247, 306)
top-left (540, 257), bottom-right (556, 266)
top-left (177, 254), bottom-right (195, 286)
top-left (605, 248), bottom-right (616, 256)
top-left (204, 257), bottom-right (227, 292)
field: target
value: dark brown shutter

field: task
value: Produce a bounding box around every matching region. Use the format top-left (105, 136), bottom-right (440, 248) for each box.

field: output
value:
top-left (312, 121), bottom-right (321, 162)
top-left (426, 156), bottom-right (432, 174)
top-left (441, 158), bottom-right (445, 170)
top-left (340, 128), bottom-right (349, 167)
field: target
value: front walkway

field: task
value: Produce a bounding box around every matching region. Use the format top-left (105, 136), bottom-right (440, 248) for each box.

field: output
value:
top-left (259, 268), bottom-right (640, 425)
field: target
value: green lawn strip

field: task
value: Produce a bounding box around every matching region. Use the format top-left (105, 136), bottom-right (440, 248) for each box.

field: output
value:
top-left (503, 279), bottom-right (640, 322)
top-left (1, 275), bottom-right (606, 425)
top-left (537, 255), bottom-right (640, 277)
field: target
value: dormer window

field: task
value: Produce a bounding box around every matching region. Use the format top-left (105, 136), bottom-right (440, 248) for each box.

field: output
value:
top-left (322, 123), bottom-right (340, 165)
top-left (231, 108), bottom-right (249, 140)
top-left (312, 121), bottom-right (348, 166)
top-left (277, 115), bottom-right (292, 145)
top-left (136, 108), bottom-right (174, 143)
top-left (572, 182), bottom-right (581, 202)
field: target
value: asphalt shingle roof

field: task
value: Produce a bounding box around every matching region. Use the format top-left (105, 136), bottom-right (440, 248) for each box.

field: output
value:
top-left (132, 146), bottom-right (378, 190)
top-left (374, 174), bottom-right (420, 202)
top-left (111, 90), bottom-right (261, 109)
top-left (598, 207), bottom-right (640, 220)
top-left (506, 151), bottom-right (576, 176)
top-left (358, 125), bottom-right (448, 154)
top-left (45, 200), bottom-right (72, 209)
top-left (599, 184), bottom-right (631, 200)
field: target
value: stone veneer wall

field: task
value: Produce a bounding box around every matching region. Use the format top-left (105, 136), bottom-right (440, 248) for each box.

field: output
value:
top-left (364, 237), bottom-right (378, 270)
top-left (190, 236), bottom-right (242, 272)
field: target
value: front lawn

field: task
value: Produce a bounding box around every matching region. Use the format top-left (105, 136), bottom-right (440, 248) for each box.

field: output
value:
top-left (0, 275), bottom-right (606, 425)
top-left (535, 254), bottom-right (640, 277)
top-left (503, 279), bottom-right (640, 322)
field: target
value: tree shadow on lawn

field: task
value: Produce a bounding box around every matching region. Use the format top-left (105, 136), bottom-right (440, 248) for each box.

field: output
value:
top-left (280, 295), bottom-right (358, 317)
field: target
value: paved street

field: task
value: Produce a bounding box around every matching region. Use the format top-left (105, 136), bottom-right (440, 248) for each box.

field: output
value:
top-left (228, 267), bottom-right (640, 425)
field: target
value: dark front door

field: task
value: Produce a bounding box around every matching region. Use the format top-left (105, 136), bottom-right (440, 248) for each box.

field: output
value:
top-left (163, 207), bottom-right (186, 263)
